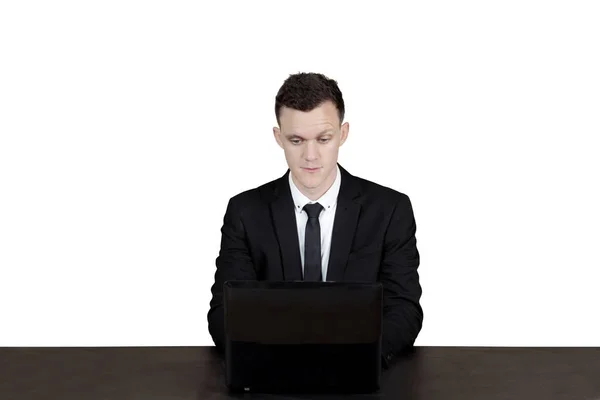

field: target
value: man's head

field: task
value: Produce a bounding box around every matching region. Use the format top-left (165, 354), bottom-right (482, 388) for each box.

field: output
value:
top-left (273, 72), bottom-right (349, 200)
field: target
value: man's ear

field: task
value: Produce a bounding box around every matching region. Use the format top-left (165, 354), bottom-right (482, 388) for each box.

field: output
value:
top-left (339, 122), bottom-right (349, 146)
top-left (273, 126), bottom-right (284, 149)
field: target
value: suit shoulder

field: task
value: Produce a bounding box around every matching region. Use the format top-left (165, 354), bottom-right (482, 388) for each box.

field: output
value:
top-left (226, 176), bottom-right (280, 210)
top-left (353, 175), bottom-right (412, 207)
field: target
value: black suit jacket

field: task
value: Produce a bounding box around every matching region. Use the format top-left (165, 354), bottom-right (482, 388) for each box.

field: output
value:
top-left (207, 164), bottom-right (423, 368)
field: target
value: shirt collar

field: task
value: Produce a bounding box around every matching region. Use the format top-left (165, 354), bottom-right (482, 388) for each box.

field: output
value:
top-left (289, 164), bottom-right (341, 214)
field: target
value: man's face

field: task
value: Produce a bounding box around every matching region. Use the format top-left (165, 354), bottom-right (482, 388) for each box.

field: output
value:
top-left (273, 101), bottom-right (349, 199)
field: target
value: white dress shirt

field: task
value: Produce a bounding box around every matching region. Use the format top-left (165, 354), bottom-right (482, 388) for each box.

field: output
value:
top-left (288, 165), bottom-right (341, 281)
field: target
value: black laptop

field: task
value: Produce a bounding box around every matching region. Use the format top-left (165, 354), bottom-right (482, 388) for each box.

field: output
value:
top-left (223, 280), bottom-right (383, 393)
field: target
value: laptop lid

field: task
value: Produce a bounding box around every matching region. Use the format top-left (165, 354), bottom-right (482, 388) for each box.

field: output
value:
top-left (223, 281), bottom-right (383, 393)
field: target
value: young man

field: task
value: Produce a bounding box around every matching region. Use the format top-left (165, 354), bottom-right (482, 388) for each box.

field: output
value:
top-left (207, 72), bottom-right (423, 368)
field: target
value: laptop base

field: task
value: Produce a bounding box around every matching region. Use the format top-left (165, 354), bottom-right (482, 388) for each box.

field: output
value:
top-left (226, 341), bottom-right (381, 393)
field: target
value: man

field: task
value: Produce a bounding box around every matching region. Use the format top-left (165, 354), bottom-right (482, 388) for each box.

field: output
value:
top-left (207, 72), bottom-right (423, 368)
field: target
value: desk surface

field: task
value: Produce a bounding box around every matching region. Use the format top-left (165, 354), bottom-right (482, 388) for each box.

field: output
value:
top-left (1, 346), bottom-right (599, 399)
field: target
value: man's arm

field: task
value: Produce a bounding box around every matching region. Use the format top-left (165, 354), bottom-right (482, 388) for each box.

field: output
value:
top-left (207, 197), bottom-right (257, 353)
top-left (379, 193), bottom-right (423, 367)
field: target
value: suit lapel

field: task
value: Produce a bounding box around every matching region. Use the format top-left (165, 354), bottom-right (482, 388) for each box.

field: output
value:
top-left (326, 164), bottom-right (362, 281)
top-left (270, 170), bottom-right (303, 281)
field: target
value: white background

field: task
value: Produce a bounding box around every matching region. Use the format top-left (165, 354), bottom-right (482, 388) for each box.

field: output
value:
top-left (1, 1), bottom-right (599, 347)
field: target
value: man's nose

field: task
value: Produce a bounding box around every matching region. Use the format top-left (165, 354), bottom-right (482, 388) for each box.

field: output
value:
top-left (304, 140), bottom-right (318, 160)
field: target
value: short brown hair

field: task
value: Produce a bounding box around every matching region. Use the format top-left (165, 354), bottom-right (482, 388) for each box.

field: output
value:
top-left (275, 72), bottom-right (345, 125)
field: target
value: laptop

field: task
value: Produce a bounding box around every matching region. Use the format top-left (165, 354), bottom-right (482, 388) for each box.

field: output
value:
top-left (223, 280), bottom-right (383, 393)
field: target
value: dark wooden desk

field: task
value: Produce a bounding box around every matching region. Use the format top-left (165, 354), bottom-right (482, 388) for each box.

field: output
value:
top-left (1, 347), bottom-right (599, 399)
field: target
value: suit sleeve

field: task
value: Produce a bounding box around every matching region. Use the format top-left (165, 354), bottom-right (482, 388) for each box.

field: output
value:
top-left (379, 194), bottom-right (423, 367)
top-left (207, 197), bottom-right (257, 353)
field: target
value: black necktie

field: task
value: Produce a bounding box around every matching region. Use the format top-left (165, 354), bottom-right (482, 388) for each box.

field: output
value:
top-left (303, 203), bottom-right (324, 281)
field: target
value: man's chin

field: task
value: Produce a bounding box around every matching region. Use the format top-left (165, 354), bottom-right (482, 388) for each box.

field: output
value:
top-left (292, 168), bottom-right (324, 188)
top-left (297, 177), bottom-right (322, 190)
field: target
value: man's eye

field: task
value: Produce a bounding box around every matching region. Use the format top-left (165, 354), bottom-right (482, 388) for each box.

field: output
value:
top-left (319, 138), bottom-right (330, 143)
top-left (291, 139), bottom-right (302, 144)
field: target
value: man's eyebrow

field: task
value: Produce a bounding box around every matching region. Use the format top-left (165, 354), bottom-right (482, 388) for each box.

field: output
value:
top-left (285, 129), bottom-right (333, 139)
